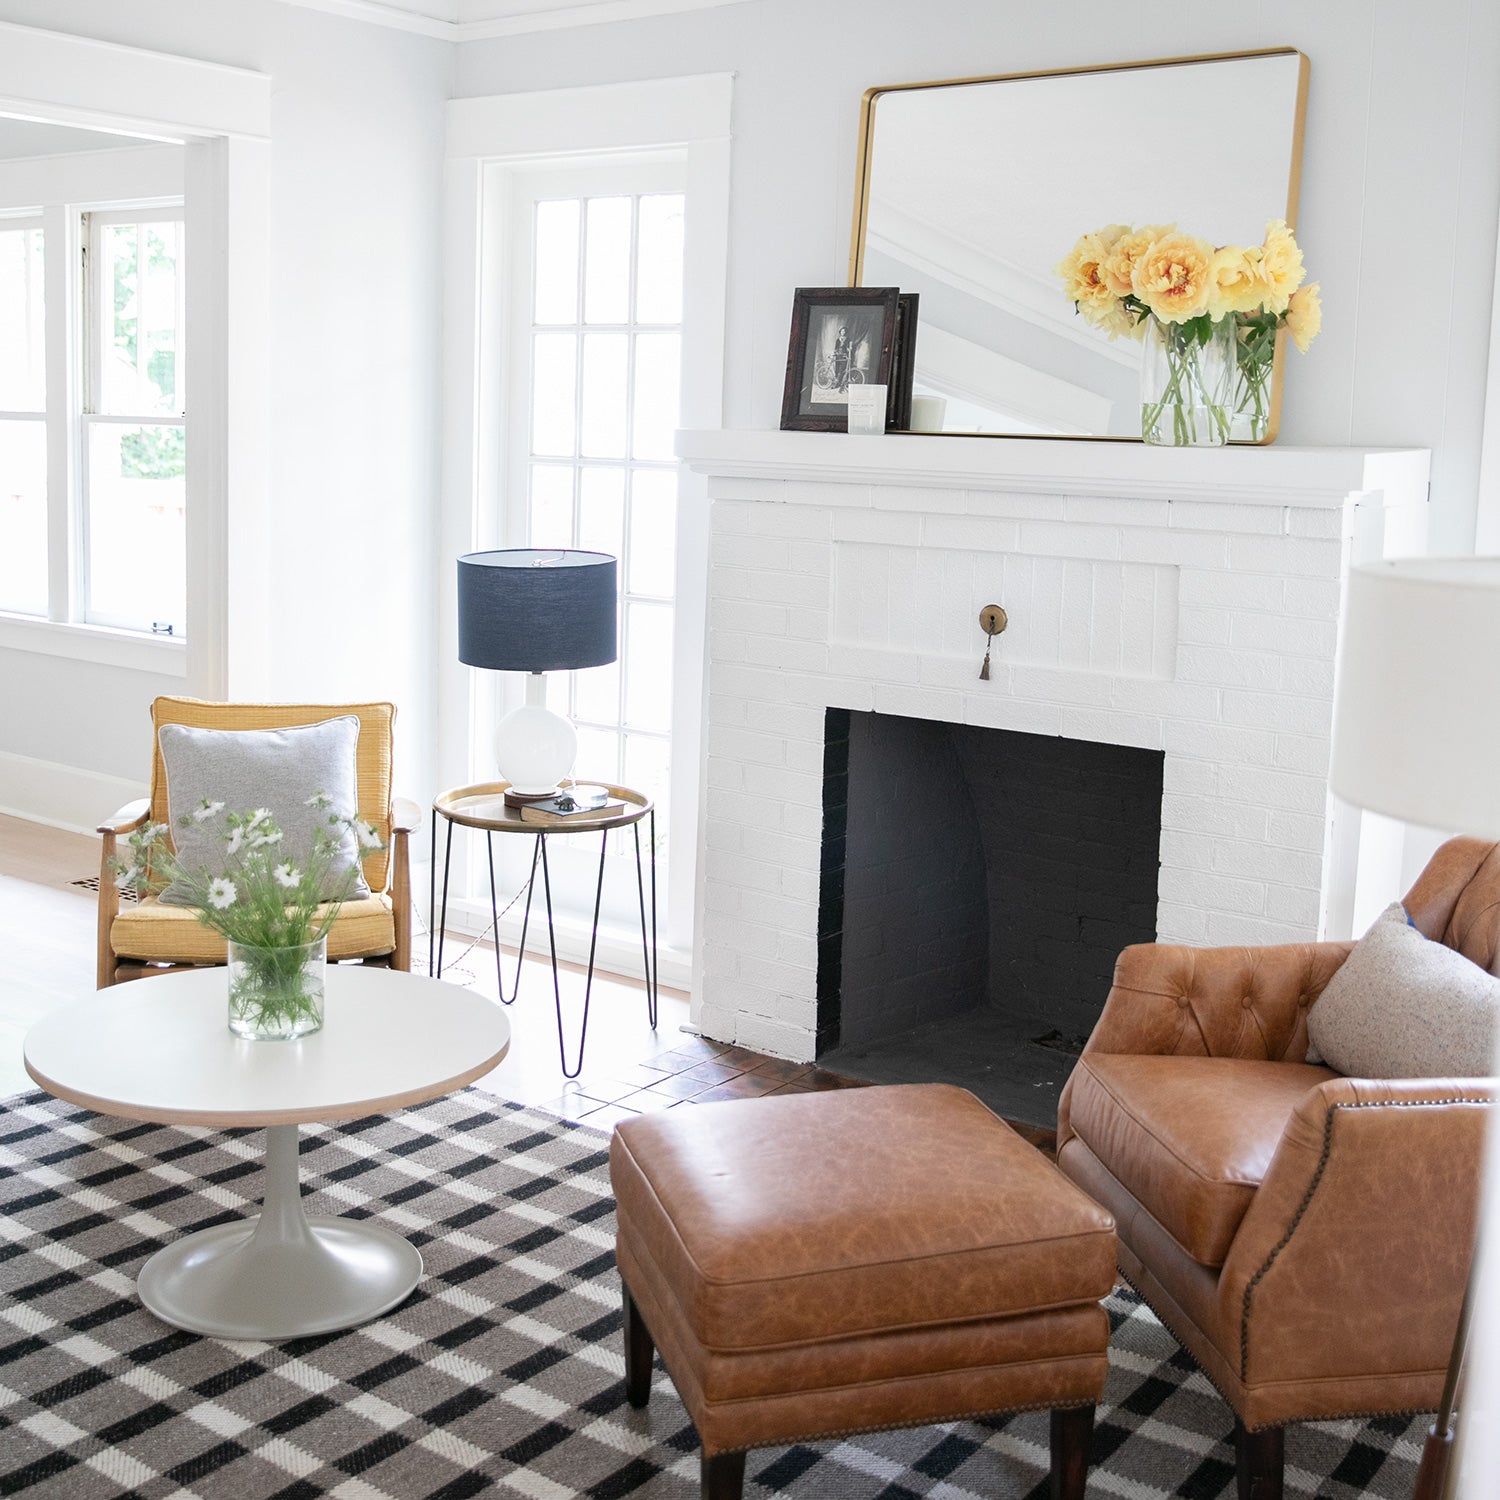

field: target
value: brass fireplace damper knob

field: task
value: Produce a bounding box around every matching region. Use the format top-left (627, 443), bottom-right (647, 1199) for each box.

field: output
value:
top-left (979, 605), bottom-right (1007, 681)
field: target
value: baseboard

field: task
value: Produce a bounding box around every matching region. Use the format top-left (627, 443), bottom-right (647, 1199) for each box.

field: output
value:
top-left (0, 750), bottom-right (145, 837)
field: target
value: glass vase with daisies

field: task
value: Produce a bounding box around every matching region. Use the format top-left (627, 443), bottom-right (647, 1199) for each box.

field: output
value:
top-left (113, 794), bottom-right (384, 1039)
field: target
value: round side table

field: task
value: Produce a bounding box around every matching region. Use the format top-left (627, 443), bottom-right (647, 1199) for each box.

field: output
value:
top-left (24, 966), bottom-right (510, 1341)
top-left (430, 781), bottom-right (658, 1077)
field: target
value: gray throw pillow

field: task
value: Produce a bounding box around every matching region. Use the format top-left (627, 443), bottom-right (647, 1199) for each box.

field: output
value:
top-left (157, 717), bottom-right (370, 905)
top-left (1306, 902), bottom-right (1500, 1078)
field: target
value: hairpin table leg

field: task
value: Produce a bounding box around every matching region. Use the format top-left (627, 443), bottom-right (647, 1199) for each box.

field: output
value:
top-left (435, 814), bottom-right (456, 979)
top-left (487, 832), bottom-right (540, 1005)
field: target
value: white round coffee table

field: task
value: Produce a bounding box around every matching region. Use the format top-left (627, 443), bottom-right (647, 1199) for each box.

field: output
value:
top-left (24, 965), bottom-right (510, 1341)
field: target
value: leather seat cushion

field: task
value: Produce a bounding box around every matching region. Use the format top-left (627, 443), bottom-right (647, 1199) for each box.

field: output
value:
top-left (111, 893), bottom-right (396, 963)
top-left (610, 1083), bottom-right (1116, 1353)
top-left (1065, 1054), bottom-right (1338, 1268)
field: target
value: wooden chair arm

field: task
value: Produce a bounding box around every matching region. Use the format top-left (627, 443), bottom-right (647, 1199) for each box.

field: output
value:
top-left (96, 801), bottom-right (149, 989)
top-left (97, 799), bottom-right (150, 836)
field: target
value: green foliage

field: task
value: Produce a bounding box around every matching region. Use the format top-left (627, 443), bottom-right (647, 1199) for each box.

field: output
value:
top-left (120, 425), bottom-right (185, 481)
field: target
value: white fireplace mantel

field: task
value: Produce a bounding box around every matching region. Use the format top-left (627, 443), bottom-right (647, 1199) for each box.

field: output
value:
top-left (677, 429), bottom-right (1430, 510)
top-left (679, 427), bottom-right (1432, 1060)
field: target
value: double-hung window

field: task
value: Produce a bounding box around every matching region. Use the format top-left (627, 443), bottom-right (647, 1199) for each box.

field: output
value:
top-left (0, 217), bottom-right (47, 617)
top-left (0, 199), bottom-right (185, 637)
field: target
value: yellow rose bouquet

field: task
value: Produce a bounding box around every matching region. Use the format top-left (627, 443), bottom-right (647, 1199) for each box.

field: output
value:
top-left (1056, 219), bottom-right (1320, 445)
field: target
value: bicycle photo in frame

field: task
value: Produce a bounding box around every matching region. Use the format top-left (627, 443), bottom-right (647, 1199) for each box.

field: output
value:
top-left (780, 286), bottom-right (900, 431)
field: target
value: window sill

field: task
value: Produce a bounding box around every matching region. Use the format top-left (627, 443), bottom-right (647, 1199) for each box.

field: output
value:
top-left (0, 614), bottom-right (188, 676)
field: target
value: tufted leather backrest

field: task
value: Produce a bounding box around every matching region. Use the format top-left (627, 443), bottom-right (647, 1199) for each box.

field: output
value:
top-left (1402, 837), bottom-right (1500, 977)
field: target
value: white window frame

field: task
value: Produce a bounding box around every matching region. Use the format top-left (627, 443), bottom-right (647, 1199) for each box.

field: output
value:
top-left (441, 74), bottom-right (731, 1000)
top-left (0, 20), bottom-right (270, 691)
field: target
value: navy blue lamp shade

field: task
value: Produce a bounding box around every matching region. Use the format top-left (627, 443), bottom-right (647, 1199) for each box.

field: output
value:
top-left (457, 550), bottom-right (618, 672)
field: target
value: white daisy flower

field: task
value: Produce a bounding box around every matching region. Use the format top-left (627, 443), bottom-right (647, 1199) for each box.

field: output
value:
top-left (355, 820), bottom-right (382, 849)
top-left (226, 826), bottom-right (244, 856)
top-left (247, 808), bottom-right (273, 828)
top-left (114, 866), bottom-right (137, 890)
top-left (192, 799), bottom-right (225, 822)
top-left (305, 791), bottom-right (333, 810)
top-left (249, 828), bottom-right (284, 848)
top-left (273, 863), bottom-right (301, 889)
top-left (207, 877), bottom-right (237, 910)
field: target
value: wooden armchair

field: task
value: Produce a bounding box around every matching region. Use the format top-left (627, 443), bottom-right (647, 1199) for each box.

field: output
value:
top-left (1056, 837), bottom-right (1499, 1498)
top-left (96, 696), bottom-right (418, 987)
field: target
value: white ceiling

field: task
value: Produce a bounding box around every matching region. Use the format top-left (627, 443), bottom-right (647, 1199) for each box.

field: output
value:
top-left (0, 116), bottom-right (151, 160)
top-left (284, 0), bottom-right (751, 40)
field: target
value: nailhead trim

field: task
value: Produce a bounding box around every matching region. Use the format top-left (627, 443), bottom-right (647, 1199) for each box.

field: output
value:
top-left (711, 1397), bottom-right (1097, 1455)
top-left (1117, 1270), bottom-right (1439, 1433)
top-left (1240, 1094), bottom-right (1491, 1383)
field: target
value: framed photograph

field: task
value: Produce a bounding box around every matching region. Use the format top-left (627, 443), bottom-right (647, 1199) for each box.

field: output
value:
top-left (780, 286), bottom-right (900, 431)
top-left (886, 292), bottom-right (919, 430)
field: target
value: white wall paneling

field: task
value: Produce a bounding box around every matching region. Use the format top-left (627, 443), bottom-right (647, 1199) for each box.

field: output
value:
top-left (0, 2), bottom-right (449, 830)
top-left (456, 0), bottom-right (1500, 555)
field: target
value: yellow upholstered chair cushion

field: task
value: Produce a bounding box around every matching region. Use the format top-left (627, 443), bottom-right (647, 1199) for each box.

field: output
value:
top-left (148, 697), bottom-right (395, 893)
top-left (112, 894), bottom-right (397, 964)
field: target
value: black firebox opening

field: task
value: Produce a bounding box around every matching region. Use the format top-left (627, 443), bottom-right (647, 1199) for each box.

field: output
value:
top-left (816, 707), bottom-right (1164, 1127)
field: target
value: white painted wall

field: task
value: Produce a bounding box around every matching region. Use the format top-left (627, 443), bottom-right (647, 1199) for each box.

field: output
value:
top-left (457, 0), bottom-right (1500, 554)
top-left (0, 1), bottom-right (450, 826)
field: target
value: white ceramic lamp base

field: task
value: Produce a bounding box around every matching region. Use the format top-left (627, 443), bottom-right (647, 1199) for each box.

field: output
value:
top-left (496, 672), bottom-right (577, 796)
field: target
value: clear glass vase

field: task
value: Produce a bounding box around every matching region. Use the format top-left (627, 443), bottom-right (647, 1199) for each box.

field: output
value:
top-left (1139, 314), bottom-right (1235, 446)
top-left (1231, 353), bottom-right (1273, 442)
top-left (227, 936), bottom-right (326, 1040)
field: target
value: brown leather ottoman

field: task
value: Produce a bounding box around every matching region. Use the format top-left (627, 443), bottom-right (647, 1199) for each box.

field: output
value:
top-left (610, 1083), bottom-right (1117, 1499)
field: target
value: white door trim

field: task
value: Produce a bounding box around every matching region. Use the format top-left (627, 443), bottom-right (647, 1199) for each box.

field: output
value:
top-left (0, 22), bottom-right (272, 700)
top-left (440, 72), bottom-right (731, 1014)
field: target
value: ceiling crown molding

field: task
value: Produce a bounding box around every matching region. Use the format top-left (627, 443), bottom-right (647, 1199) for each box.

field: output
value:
top-left (281, 0), bottom-right (751, 40)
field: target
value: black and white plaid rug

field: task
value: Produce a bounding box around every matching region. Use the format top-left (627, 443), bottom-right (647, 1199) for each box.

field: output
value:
top-left (0, 1089), bottom-right (1426, 1498)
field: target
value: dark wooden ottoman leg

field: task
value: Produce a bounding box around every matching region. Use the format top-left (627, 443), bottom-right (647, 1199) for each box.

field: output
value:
top-left (1233, 1420), bottom-right (1284, 1500)
top-left (1050, 1405), bottom-right (1095, 1500)
top-left (701, 1451), bottom-right (745, 1500)
top-left (623, 1285), bottom-right (654, 1408)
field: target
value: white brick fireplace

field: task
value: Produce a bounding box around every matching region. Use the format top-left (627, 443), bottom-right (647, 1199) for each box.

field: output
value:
top-left (678, 430), bottom-right (1431, 1060)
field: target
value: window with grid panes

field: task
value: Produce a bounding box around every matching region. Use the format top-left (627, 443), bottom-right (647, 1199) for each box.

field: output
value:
top-left (525, 191), bottom-right (684, 857)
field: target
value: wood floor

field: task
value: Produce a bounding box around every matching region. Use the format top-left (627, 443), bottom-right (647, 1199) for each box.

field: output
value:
top-left (0, 814), bottom-right (862, 1128)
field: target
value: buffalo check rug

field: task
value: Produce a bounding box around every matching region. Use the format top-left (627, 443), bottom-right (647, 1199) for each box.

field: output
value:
top-left (0, 1088), bottom-right (1427, 1499)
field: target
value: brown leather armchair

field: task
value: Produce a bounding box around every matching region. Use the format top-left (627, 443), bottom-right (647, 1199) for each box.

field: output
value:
top-left (1057, 837), bottom-right (1498, 1499)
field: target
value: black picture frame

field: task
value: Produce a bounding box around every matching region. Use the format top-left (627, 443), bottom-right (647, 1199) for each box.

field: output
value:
top-left (780, 286), bottom-right (900, 431)
top-left (886, 292), bottom-right (919, 431)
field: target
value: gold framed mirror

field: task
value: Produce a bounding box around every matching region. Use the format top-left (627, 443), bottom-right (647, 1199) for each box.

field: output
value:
top-left (849, 49), bottom-right (1309, 441)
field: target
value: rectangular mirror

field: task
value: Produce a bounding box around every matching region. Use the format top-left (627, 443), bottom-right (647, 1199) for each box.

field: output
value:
top-left (850, 49), bottom-right (1309, 441)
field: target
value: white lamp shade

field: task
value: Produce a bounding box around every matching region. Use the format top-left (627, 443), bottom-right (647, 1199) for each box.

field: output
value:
top-left (1331, 557), bottom-right (1500, 839)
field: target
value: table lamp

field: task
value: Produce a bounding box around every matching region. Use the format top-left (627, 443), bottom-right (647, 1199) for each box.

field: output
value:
top-left (457, 549), bottom-right (617, 803)
top-left (1329, 555), bottom-right (1500, 1499)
